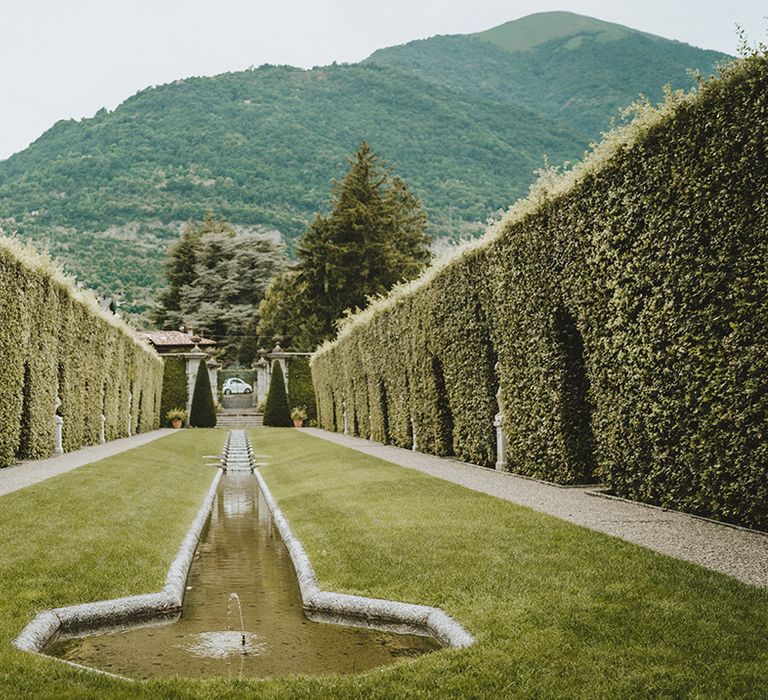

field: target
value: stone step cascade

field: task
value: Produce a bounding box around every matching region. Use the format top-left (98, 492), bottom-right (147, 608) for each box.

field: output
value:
top-left (221, 430), bottom-right (255, 471)
top-left (216, 413), bottom-right (264, 428)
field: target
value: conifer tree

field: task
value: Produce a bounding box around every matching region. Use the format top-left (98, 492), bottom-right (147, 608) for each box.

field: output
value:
top-left (263, 361), bottom-right (292, 427)
top-left (259, 142), bottom-right (431, 349)
top-left (189, 362), bottom-right (217, 428)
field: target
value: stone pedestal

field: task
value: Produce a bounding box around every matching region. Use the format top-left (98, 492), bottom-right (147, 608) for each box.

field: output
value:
top-left (54, 415), bottom-right (64, 455)
top-left (494, 412), bottom-right (506, 470)
top-left (494, 377), bottom-right (506, 470)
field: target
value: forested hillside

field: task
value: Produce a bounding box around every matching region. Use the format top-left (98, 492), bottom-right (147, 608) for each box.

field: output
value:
top-left (0, 12), bottom-right (731, 315)
top-left (366, 12), bottom-right (729, 139)
top-left (0, 63), bottom-right (582, 313)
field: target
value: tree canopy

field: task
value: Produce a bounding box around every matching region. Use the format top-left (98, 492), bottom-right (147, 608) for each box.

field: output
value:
top-left (259, 143), bottom-right (431, 349)
top-left (153, 213), bottom-right (288, 362)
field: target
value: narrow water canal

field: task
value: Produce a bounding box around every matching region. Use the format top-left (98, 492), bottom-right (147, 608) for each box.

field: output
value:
top-left (46, 472), bottom-right (438, 679)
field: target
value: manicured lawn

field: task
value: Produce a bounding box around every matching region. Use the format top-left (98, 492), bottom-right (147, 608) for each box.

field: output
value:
top-left (245, 429), bottom-right (768, 699)
top-left (0, 429), bottom-right (223, 699)
top-left (1, 427), bottom-right (766, 698)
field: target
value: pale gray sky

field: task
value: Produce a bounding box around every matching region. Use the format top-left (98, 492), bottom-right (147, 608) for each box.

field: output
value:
top-left (1, 0), bottom-right (765, 160)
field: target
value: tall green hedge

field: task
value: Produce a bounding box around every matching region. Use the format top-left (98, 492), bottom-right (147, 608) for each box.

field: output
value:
top-left (312, 54), bottom-right (768, 530)
top-left (0, 236), bottom-right (163, 466)
top-left (160, 355), bottom-right (188, 425)
top-left (287, 356), bottom-right (317, 424)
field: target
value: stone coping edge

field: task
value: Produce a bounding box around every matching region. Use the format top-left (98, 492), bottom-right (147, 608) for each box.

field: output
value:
top-left (253, 467), bottom-right (475, 649)
top-left (13, 469), bottom-right (222, 655)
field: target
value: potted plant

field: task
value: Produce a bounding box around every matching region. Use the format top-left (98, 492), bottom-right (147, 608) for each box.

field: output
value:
top-left (291, 406), bottom-right (307, 428)
top-left (166, 407), bottom-right (187, 429)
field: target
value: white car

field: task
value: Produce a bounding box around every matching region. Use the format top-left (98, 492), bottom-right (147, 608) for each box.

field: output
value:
top-left (223, 377), bottom-right (252, 395)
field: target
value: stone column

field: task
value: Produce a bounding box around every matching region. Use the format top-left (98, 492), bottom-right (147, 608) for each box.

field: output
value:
top-left (411, 416), bottom-right (418, 452)
top-left (99, 414), bottom-right (106, 444)
top-left (268, 343), bottom-right (290, 399)
top-left (183, 342), bottom-right (207, 418)
top-left (207, 358), bottom-right (221, 402)
top-left (342, 401), bottom-right (349, 436)
top-left (253, 354), bottom-right (269, 407)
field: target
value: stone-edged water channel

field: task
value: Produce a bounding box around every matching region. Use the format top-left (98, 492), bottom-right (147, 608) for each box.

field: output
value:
top-left (44, 468), bottom-right (439, 679)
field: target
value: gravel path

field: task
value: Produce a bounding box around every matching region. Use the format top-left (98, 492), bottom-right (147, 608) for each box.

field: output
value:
top-left (303, 428), bottom-right (768, 588)
top-left (0, 429), bottom-right (176, 497)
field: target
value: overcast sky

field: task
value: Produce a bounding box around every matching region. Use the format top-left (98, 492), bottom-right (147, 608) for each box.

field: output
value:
top-left (1, 0), bottom-right (765, 160)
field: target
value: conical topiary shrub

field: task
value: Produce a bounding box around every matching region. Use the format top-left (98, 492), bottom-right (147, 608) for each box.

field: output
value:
top-left (189, 361), bottom-right (217, 428)
top-left (263, 361), bottom-right (292, 427)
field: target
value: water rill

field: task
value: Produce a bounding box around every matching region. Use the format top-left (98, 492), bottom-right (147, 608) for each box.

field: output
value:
top-left (42, 436), bottom-right (440, 679)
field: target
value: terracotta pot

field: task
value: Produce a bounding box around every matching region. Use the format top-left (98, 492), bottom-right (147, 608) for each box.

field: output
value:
top-left (293, 418), bottom-right (304, 428)
top-left (171, 418), bottom-right (183, 429)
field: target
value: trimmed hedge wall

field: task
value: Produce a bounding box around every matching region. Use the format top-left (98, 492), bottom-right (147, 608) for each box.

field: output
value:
top-left (0, 236), bottom-right (163, 466)
top-left (287, 356), bottom-right (317, 424)
top-left (160, 355), bottom-right (188, 425)
top-left (312, 55), bottom-right (768, 530)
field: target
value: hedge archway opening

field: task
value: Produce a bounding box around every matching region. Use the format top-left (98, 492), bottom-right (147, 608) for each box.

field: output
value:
top-left (552, 306), bottom-right (597, 483)
top-left (379, 380), bottom-right (390, 443)
top-left (16, 362), bottom-right (33, 460)
top-left (432, 356), bottom-right (454, 456)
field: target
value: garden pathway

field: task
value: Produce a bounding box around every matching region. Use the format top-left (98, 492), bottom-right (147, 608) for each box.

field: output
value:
top-left (303, 428), bottom-right (768, 588)
top-left (0, 429), bottom-right (175, 497)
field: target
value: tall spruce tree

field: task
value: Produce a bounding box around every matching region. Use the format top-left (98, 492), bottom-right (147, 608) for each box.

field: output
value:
top-left (258, 143), bottom-right (431, 349)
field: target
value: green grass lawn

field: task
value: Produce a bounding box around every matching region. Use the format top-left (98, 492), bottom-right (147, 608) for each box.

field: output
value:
top-left (0, 429), bottom-right (223, 699)
top-left (1, 428), bottom-right (766, 698)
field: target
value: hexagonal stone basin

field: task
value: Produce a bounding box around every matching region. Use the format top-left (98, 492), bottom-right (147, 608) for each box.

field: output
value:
top-left (44, 472), bottom-right (439, 679)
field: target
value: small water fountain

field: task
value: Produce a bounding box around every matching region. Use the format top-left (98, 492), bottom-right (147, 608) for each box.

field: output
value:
top-left (228, 592), bottom-right (246, 647)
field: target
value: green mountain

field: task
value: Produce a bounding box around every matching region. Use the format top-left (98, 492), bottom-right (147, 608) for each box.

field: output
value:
top-left (0, 63), bottom-right (583, 313)
top-left (366, 11), bottom-right (730, 138)
top-left (0, 12), bottom-right (731, 316)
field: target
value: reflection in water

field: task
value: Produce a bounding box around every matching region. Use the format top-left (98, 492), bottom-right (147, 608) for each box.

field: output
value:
top-left (46, 472), bottom-right (438, 680)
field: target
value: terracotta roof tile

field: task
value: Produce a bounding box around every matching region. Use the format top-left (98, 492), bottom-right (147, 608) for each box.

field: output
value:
top-left (140, 330), bottom-right (216, 347)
